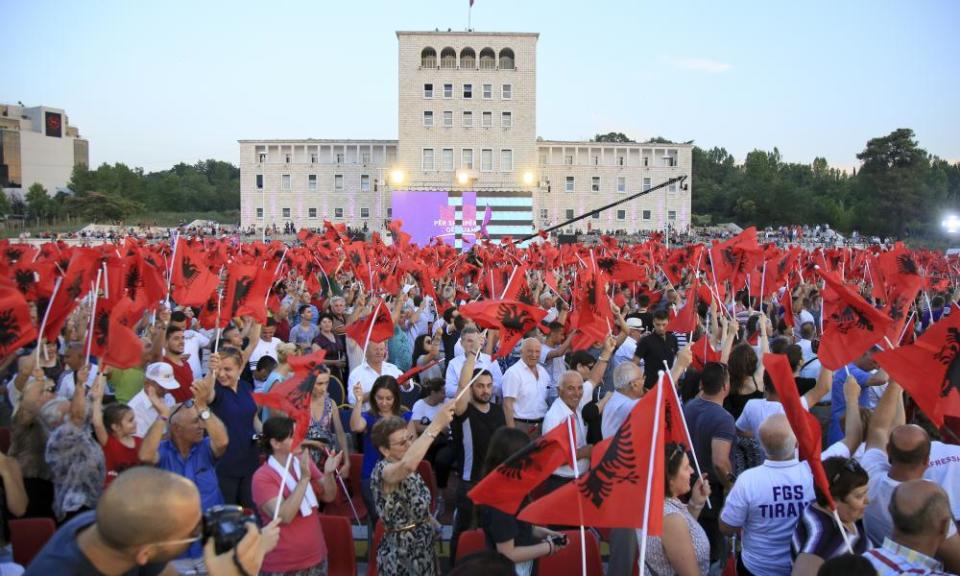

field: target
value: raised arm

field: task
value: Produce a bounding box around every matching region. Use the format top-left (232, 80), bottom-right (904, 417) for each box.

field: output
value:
top-left (840, 373), bottom-right (865, 455)
top-left (350, 383), bottom-right (367, 433)
top-left (380, 402), bottom-right (455, 486)
top-left (91, 371), bottom-right (109, 446)
top-left (138, 391), bottom-right (172, 465)
top-left (192, 373), bottom-right (229, 458)
top-left (802, 367), bottom-right (833, 408)
top-left (241, 322), bottom-right (262, 368)
top-left (719, 318), bottom-right (739, 364)
top-left (865, 379), bottom-right (903, 451)
top-left (588, 336), bottom-right (616, 386)
top-left (69, 363), bottom-right (90, 427)
top-left (454, 353), bottom-right (478, 416)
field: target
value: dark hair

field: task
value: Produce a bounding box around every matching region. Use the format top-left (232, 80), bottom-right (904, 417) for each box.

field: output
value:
top-left (817, 554), bottom-right (877, 576)
top-left (815, 457), bottom-right (868, 507)
top-left (700, 362), bottom-right (728, 396)
top-left (800, 322), bottom-right (816, 340)
top-left (471, 368), bottom-right (493, 383)
top-left (369, 376), bottom-right (402, 416)
top-left (481, 427), bottom-right (531, 479)
top-left (746, 313), bottom-right (761, 336)
top-left (103, 403), bottom-right (132, 434)
top-left (769, 337), bottom-right (790, 355)
top-left (422, 377), bottom-right (444, 395)
top-left (170, 310), bottom-right (188, 324)
top-left (443, 307), bottom-right (458, 323)
top-left (450, 550), bottom-right (516, 576)
top-left (727, 344), bottom-right (758, 393)
top-left (652, 309), bottom-right (669, 322)
top-left (785, 344), bottom-right (803, 371)
top-left (260, 416), bottom-right (295, 455)
top-left (546, 321), bottom-right (563, 333)
top-left (165, 325), bottom-right (183, 339)
top-left (664, 442), bottom-right (689, 498)
top-left (567, 350), bottom-right (596, 371)
top-left (370, 415), bottom-right (409, 452)
top-left (298, 304), bottom-right (311, 315)
top-left (412, 333), bottom-right (433, 368)
top-left (255, 355), bottom-right (278, 374)
top-left (637, 294), bottom-right (650, 307)
top-left (931, 295), bottom-right (945, 309)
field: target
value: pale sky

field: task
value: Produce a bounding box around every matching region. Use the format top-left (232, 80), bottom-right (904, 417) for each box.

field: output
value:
top-left (5, 0), bottom-right (958, 172)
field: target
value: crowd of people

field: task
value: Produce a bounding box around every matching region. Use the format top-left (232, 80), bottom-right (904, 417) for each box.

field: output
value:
top-left (0, 226), bottom-right (957, 576)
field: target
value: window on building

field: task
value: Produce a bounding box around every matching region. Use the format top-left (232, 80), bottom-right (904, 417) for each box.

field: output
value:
top-left (443, 83), bottom-right (453, 98)
top-left (361, 152), bottom-right (370, 164)
top-left (335, 174), bottom-right (343, 192)
top-left (256, 174), bottom-right (263, 189)
top-left (424, 83), bottom-right (433, 98)
top-left (463, 111), bottom-right (473, 127)
top-left (482, 84), bottom-right (492, 99)
top-left (643, 156), bottom-right (650, 167)
top-left (617, 210), bottom-right (626, 220)
top-left (499, 48), bottom-right (515, 69)
top-left (442, 148), bottom-right (454, 171)
top-left (565, 155), bottom-right (574, 165)
top-left (422, 149), bottom-right (435, 170)
top-left (617, 176), bottom-right (626, 193)
top-left (461, 48), bottom-right (476, 69)
top-left (441, 47), bottom-right (456, 68)
top-left (285, 153), bottom-right (291, 164)
top-left (642, 210), bottom-right (652, 220)
top-left (423, 111), bottom-right (433, 127)
top-left (310, 153), bottom-right (318, 164)
top-left (282, 207), bottom-right (291, 218)
top-left (308, 174), bottom-right (317, 191)
top-left (421, 47), bottom-right (437, 68)
top-left (308, 208), bottom-right (317, 218)
top-left (479, 47), bottom-right (496, 69)
top-left (443, 111), bottom-right (453, 127)
top-left (502, 84), bottom-right (512, 99)
top-left (361, 175), bottom-right (370, 192)
top-left (462, 149), bottom-right (474, 169)
top-left (336, 153), bottom-right (344, 164)
top-left (643, 177), bottom-right (651, 192)
top-left (540, 208), bottom-right (548, 219)
top-left (463, 83), bottom-right (473, 99)
top-left (591, 176), bottom-right (600, 192)
top-left (501, 111), bottom-right (512, 128)
top-left (565, 209), bottom-right (574, 219)
top-left (565, 176), bottom-right (575, 192)
top-left (258, 153), bottom-right (267, 163)
top-left (618, 155), bottom-right (625, 166)
top-left (335, 207), bottom-right (343, 218)
top-left (281, 174), bottom-right (291, 190)
top-left (668, 210), bottom-right (677, 220)
top-left (481, 149), bottom-right (493, 172)
top-left (361, 207), bottom-right (370, 218)
top-left (256, 208), bottom-right (263, 218)
top-left (482, 111), bottom-right (492, 127)
top-left (500, 149), bottom-right (513, 172)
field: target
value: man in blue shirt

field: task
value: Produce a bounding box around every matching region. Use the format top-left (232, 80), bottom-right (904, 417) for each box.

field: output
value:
top-left (140, 375), bottom-right (229, 558)
top-left (828, 348), bottom-right (887, 444)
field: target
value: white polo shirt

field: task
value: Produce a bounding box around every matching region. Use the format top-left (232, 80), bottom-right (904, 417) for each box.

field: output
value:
top-left (736, 397), bottom-right (810, 450)
top-left (128, 389), bottom-right (175, 438)
top-left (56, 364), bottom-right (100, 400)
top-left (539, 344), bottom-right (567, 387)
top-left (720, 458), bottom-right (816, 576)
top-left (501, 360), bottom-right (551, 420)
top-left (346, 361), bottom-right (403, 405)
top-left (542, 387), bottom-right (593, 478)
top-left (444, 352), bottom-right (504, 399)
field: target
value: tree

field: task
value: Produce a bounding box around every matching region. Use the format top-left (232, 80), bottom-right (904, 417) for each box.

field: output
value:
top-left (0, 191), bottom-right (10, 218)
top-left (644, 136), bottom-right (675, 144)
top-left (591, 132), bottom-right (634, 143)
top-left (25, 183), bottom-right (54, 221)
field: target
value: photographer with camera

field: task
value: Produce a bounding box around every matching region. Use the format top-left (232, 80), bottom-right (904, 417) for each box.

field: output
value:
top-left (474, 428), bottom-right (567, 576)
top-left (26, 467), bottom-right (280, 576)
top-left (252, 417), bottom-right (342, 576)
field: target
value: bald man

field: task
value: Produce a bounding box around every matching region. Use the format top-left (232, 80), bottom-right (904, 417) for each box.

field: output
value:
top-left (865, 480), bottom-right (953, 575)
top-left (861, 382), bottom-right (960, 572)
top-left (501, 338), bottom-right (552, 437)
top-left (25, 467), bottom-right (276, 576)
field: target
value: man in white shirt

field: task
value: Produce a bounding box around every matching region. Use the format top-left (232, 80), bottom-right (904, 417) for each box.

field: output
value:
top-left (444, 327), bottom-right (503, 399)
top-left (56, 342), bottom-right (99, 399)
top-left (127, 362), bottom-right (179, 437)
top-left (539, 322), bottom-right (572, 391)
top-left (247, 318), bottom-right (281, 372)
top-left (796, 322), bottom-right (821, 380)
top-left (171, 309), bottom-right (211, 377)
top-left (540, 371), bottom-right (593, 494)
top-left (346, 340), bottom-right (403, 405)
top-left (860, 382), bottom-right (960, 571)
top-left (502, 338), bottom-right (551, 437)
top-left (611, 317), bottom-right (644, 371)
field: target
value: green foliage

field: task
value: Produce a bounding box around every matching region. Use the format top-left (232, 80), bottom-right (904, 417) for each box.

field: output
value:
top-left (692, 129), bottom-right (960, 239)
top-left (0, 190), bottom-right (10, 218)
top-left (25, 183), bottom-right (57, 220)
top-left (65, 159), bottom-right (240, 221)
top-left (592, 132), bottom-right (634, 143)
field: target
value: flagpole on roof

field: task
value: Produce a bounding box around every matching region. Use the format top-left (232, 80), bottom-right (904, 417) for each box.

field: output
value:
top-left (637, 371), bottom-right (666, 573)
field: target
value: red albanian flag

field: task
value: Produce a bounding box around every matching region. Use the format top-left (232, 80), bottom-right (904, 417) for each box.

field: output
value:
top-left (665, 244), bottom-right (703, 287)
top-left (874, 311), bottom-right (960, 428)
top-left (344, 300), bottom-right (394, 348)
top-left (102, 297), bottom-right (144, 370)
top-left (709, 227), bottom-right (761, 289)
top-left (42, 248), bottom-right (100, 341)
top-left (817, 268), bottom-right (892, 370)
top-left (468, 416), bottom-right (577, 514)
top-left (0, 285), bottom-right (38, 357)
top-left (459, 300), bottom-right (548, 359)
top-left (519, 378), bottom-right (666, 530)
top-left (666, 279), bottom-right (699, 334)
top-left (691, 334), bottom-right (721, 371)
top-left (763, 354), bottom-right (835, 509)
top-left (171, 238), bottom-right (219, 307)
top-left (253, 349), bottom-right (327, 448)
top-left (222, 264), bottom-right (272, 324)
top-left (595, 257), bottom-right (647, 283)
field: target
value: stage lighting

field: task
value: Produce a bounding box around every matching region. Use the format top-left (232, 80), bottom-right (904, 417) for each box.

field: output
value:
top-left (942, 213), bottom-right (960, 234)
top-left (390, 170), bottom-right (405, 185)
top-left (522, 171), bottom-right (535, 185)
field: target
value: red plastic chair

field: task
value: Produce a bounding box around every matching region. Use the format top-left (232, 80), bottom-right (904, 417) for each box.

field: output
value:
top-left (318, 515), bottom-right (357, 576)
top-left (537, 529), bottom-right (604, 576)
top-left (416, 459), bottom-right (438, 513)
top-left (10, 517), bottom-right (56, 567)
top-left (367, 519), bottom-right (385, 576)
top-left (454, 528), bottom-right (487, 563)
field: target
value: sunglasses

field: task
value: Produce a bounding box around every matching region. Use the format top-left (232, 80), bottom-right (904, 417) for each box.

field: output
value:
top-left (668, 444), bottom-right (686, 464)
top-left (169, 399), bottom-right (195, 421)
top-left (831, 458), bottom-right (865, 483)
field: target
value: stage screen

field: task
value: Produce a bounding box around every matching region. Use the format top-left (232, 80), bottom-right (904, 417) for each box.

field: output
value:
top-left (391, 190), bottom-right (533, 249)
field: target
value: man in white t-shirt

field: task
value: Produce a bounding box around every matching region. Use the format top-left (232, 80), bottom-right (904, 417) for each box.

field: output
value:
top-left (859, 382), bottom-right (960, 571)
top-left (247, 318), bottom-right (281, 372)
top-left (444, 327), bottom-right (503, 399)
top-left (611, 317), bottom-right (644, 371)
top-left (539, 322), bottom-right (572, 389)
top-left (127, 363), bottom-right (179, 437)
top-left (171, 309), bottom-right (211, 377)
top-left (346, 340), bottom-right (403, 406)
top-left (540, 371), bottom-right (593, 494)
top-left (56, 342), bottom-right (99, 399)
top-left (502, 338), bottom-right (551, 437)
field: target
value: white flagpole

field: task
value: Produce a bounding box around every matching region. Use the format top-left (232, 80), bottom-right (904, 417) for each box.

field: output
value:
top-left (166, 233), bottom-right (179, 308)
top-left (662, 360), bottom-right (710, 509)
top-left (565, 417), bottom-right (587, 576)
top-left (213, 289), bottom-right (224, 354)
top-left (360, 300), bottom-right (382, 362)
top-left (499, 265), bottom-right (519, 300)
top-left (759, 260), bottom-right (767, 311)
top-left (84, 269), bottom-right (104, 366)
top-left (273, 453), bottom-right (294, 522)
top-left (36, 277), bottom-right (63, 364)
top-left (831, 507), bottom-right (854, 553)
top-left (637, 371), bottom-right (665, 574)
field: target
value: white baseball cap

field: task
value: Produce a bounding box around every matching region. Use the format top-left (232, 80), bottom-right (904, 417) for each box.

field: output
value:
top-left (625, 317), bottom-right (645, 330)
top-left (145, 362), bottom-right (180, 390)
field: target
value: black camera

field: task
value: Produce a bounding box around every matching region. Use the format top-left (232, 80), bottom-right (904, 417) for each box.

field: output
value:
top-left (203, 505), bottom-right (258, 555)
top-left (547, 534), bottom-right (568, 547)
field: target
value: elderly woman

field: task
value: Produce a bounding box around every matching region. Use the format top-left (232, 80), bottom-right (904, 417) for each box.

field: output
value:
top-left (42, 364), bottom-right (106, 523)
top-left (791, 457), bottom-right (871, 575)
top-left (9, 362), bottom-right (57, 519)
top-left (369, 404), bottom-right (454, 576)
top-left (642, 442), bottom-right (711, 575)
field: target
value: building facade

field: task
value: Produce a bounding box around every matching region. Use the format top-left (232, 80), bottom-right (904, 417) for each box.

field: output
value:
top-left (0, 103), bottom-right (89, 196)
top-left (240, 31), bottom-right (691, 239)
